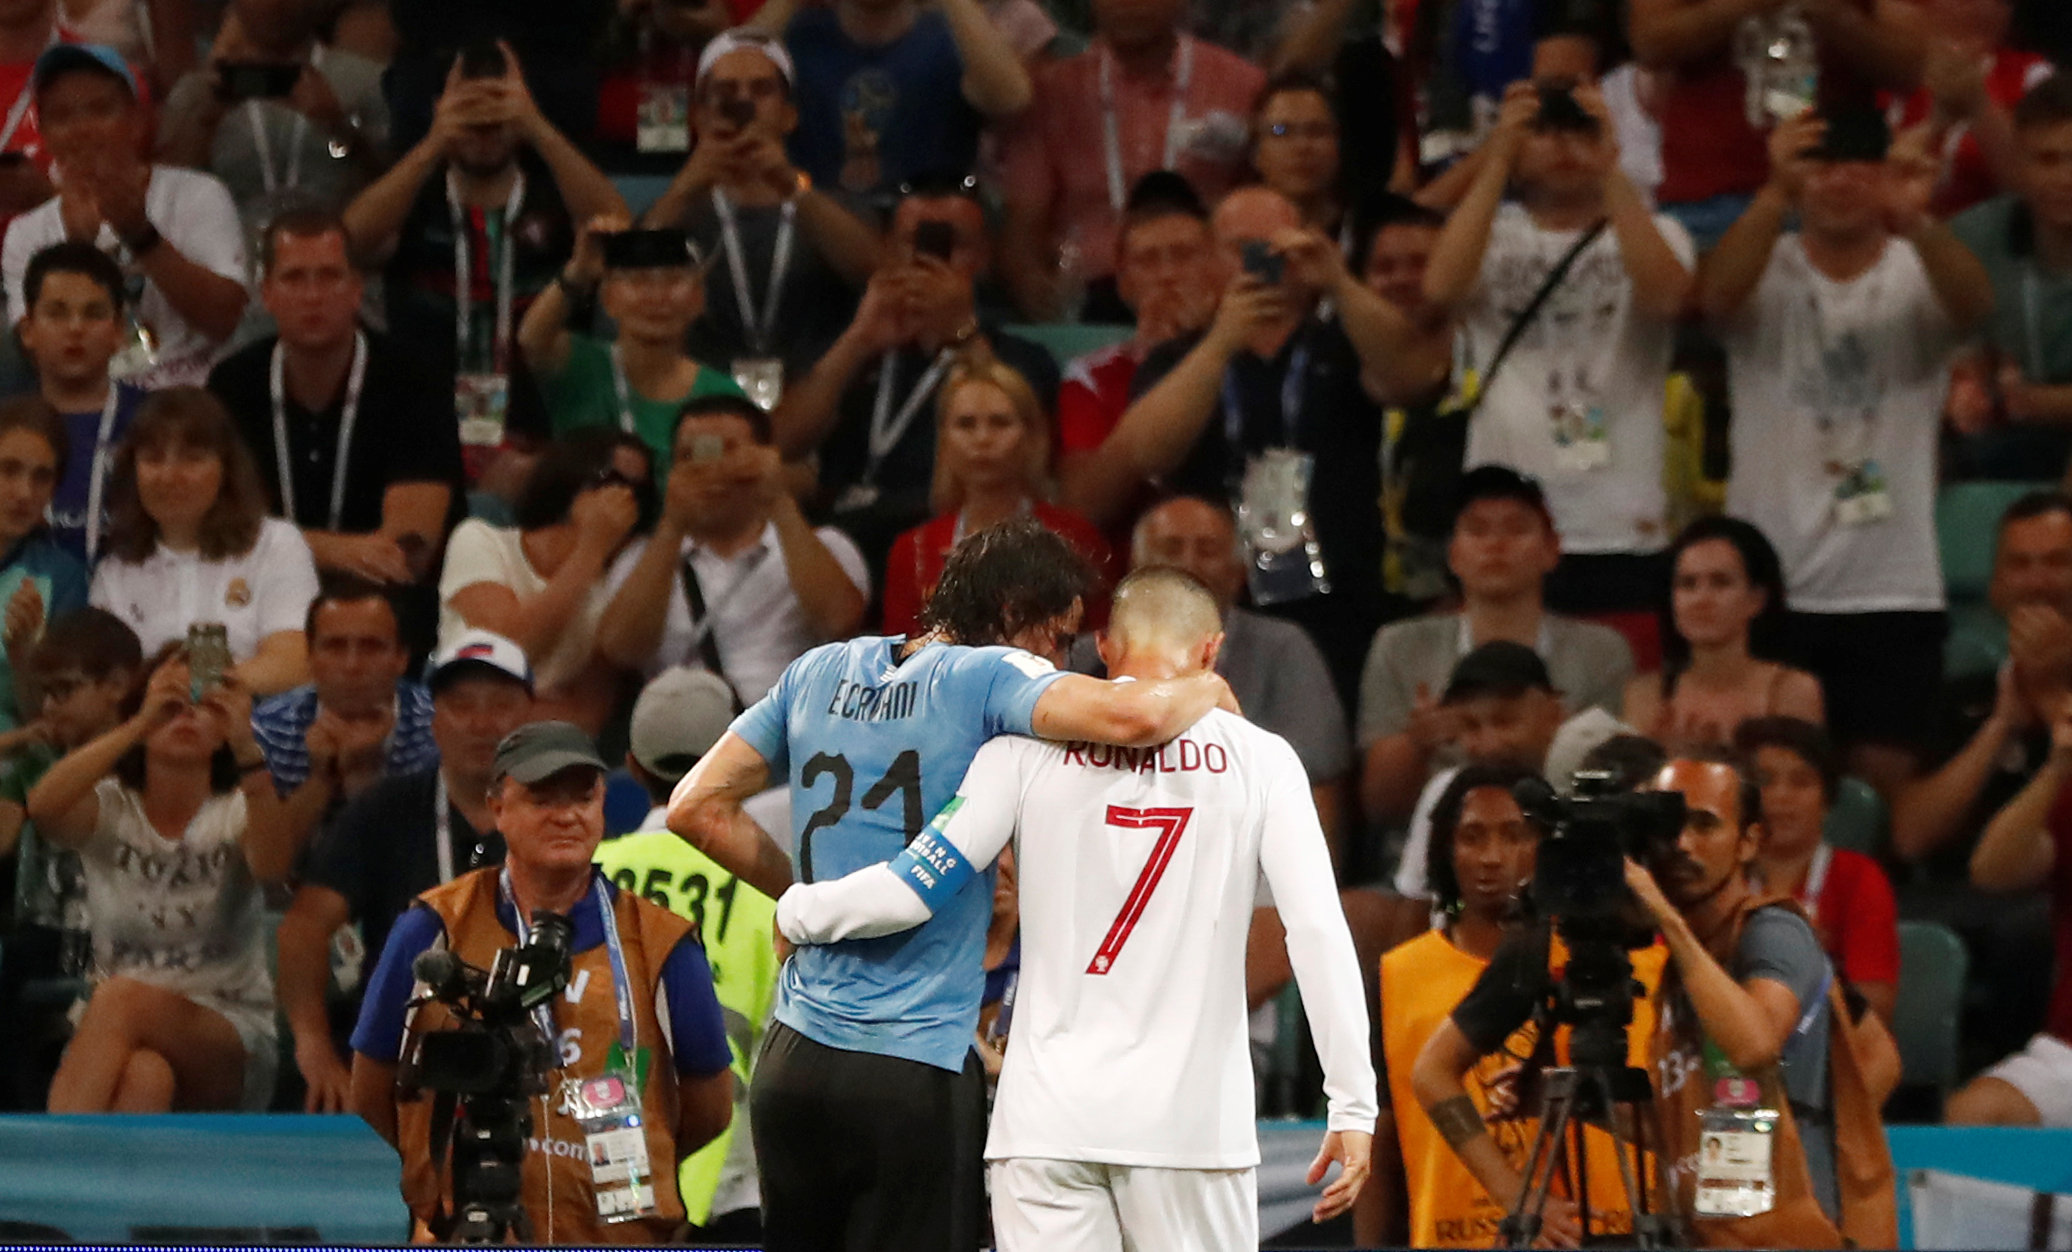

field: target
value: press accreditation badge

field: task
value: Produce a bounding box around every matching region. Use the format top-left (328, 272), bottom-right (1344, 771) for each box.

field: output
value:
top-left (109, 320), bottom-right (160, 383)
top-left (1237, 448), bottom-right (1331, 606)
top-left (456, 372), bottom-right (510, 447)
top-left (566, 1073), bottom-right (658, 1223)
top-left (1550, 400), bottom-right (1611, 472)
top-left (1832, 458), bottom-right (1893, 527)
top-left (1693, 1105), bottom-right (1779, 1218)
top-left (636, 82), bottom-right (691, 153)
top-left (733, 357), bottom-right (784, 411)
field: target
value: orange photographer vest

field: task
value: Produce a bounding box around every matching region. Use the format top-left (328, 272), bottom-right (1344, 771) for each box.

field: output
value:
top-left (1381, 928), bottom-right (1667, 1248)
top-left (395, 869), bottom-right (699, 1243)
top-left (1649, 893), bottom-right (1896, 1250)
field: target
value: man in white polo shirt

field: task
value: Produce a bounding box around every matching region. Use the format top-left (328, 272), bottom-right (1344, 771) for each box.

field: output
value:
top-left (596, 393), bottom-right (869, 706)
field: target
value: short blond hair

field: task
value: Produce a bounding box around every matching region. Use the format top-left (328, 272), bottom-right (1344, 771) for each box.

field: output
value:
top-left (1107, 566), bottom-right (1222, 653)
top-left (929, 348), bottom-right (1052, 516)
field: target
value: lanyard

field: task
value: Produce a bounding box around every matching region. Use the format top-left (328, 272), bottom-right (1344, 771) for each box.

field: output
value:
top-left (83, 384), bottom-right (121, 561)
top-left (712, 188), bottom-right (797, 356)
top-left (1098, 36), bottom-right (1194, 213)
top-left (0, 25), bottom-right (57, 152)
top-left (1220, 337), bottom-right (1310, 451)
top-left (247, 99), bottom-right (309, 197)
top-left (268, 330), bottom-right (367, 531)
top-left (865, 348), bottom-right (954, 485)
top-left (449, 170), bottom-right (525, 373)
top-left (1800, 844), bottom-right (1833, 926)
top-left (499, 871), bottom-right (639, 1063)
top-left (608, 342), bottom-right (641, 435)
top-left (682, 539), bottom-right (770, 649)
top-left (432, 772), bottom-right (469, 885)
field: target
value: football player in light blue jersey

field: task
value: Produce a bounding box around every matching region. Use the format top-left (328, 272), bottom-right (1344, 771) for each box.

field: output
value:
top-left (669, 519), bottom-right (1234, 1252)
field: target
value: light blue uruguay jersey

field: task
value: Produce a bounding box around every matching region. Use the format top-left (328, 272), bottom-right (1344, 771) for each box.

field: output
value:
top-left (731, 634), bottom-right (1065, 1071)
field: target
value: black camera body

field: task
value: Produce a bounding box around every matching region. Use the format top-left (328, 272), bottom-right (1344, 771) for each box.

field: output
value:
top-left (1513, 772), bottom-right (1685, 1068)
top-left (399, 911), bottom-right (575, 1244)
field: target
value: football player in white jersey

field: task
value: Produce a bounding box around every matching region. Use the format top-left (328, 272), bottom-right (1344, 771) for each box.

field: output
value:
top-left (775, 567), bottom-right (1378, 1251)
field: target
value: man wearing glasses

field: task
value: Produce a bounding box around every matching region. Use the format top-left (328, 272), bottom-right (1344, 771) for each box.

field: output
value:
top-left (598, 394), bottom-right (870, 707)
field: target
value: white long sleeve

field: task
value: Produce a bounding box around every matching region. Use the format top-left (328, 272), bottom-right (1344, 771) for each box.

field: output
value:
top-left (1259, 756), bottom-right (1381, 1133)
top-left (774, 738), bottom-right (1026, 944)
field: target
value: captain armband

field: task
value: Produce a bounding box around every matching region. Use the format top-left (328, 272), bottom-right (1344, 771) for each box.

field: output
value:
top-left (885, 797), bottom-right (975, 914)
top-left (1430, 1094), bottom-right (1489, 1149)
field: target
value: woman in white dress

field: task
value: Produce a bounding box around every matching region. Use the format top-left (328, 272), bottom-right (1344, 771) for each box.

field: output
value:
top-left (29, 650), bottom-right (296, 1110)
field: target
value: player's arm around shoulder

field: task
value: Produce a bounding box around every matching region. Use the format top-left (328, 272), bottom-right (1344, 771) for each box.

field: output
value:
top-left (1027, 667), bottom-right (1238, 748)
top-left (775, 737), bottom-right (1035, 945)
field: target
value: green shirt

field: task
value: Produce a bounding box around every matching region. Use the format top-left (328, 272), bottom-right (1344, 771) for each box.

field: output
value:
top-left (542, 334), bottom-right (748, 469)
top-left (1951, 196), bottom-right (2072, 384)
top-left (594, 824), bottom-right (778, 1225)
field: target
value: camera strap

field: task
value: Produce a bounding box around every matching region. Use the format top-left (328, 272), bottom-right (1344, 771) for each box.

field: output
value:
top-left (498, 870), bottom-right (637, 1065)
top-left (1465, 219), bottom-right (1606, 416)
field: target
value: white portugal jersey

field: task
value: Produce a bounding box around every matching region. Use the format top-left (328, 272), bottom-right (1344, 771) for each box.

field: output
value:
top-left (947, 710), bottom-right (1378, 1170)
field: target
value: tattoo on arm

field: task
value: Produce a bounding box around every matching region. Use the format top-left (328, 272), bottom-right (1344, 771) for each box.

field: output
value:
top-left (1431, 1094), bottom-right (1488, 1149)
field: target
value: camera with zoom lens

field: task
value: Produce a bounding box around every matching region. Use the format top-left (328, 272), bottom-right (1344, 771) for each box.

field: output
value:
top-left (1511, 771), bottom-right (1686, 1070)
top-left (398, 911), bottom-right (574, 1244)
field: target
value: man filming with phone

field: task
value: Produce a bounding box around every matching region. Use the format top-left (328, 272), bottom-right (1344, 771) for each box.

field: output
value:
top-left (1412, 754), bottom-right (1898, 1248)
top-left (1093, 184), bottom-right (1401, 704)
top-left (774, 173), bottom-right (1058, 573)
top-left (597, 394), bottom-right (868, 707)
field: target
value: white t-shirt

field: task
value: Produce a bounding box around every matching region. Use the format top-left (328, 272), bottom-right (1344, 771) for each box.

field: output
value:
top-left (437, 518), bottom-right (613, 694)
top-left (76, 777), bottom-right (273, 1011)
top-left (1721, 235), bottom-right (1962, 614)
top-left (1461, 204), bottom-right (1693, 555)
top-left (3, 166), bottom-right (248, 389)
top-left (90, 517), bottom-right (319, 662)
top-left (781, 711), bottom-right (1379, 1169)
top-left (604, 522), bottom-right (870, 704)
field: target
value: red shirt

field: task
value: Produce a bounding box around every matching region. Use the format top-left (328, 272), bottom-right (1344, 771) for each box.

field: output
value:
top-left (1655, 0), bottom-right (1878, 206)
top-left (881, 501), bottom-right (1119, 638)
top-left (1057, 341), bottom-right (1138, 459)
top-left (1790, 845), bottom-right (1900, 991)
top-left (2044, 783), bottom-right (2072, 1043)
top-left (1886, 50), bottom-right (2053, 218)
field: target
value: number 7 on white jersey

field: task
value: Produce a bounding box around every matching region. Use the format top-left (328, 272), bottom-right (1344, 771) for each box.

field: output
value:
top-left (1087, 806), bottom-right (1194, 975)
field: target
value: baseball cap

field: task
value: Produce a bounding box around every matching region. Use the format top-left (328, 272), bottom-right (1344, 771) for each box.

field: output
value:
top-left (1454, 464), bottom-right (1554, 529)
top-left (493, 721), bottom-right (608, 785)
top-left (629, 668), bottom-right (738, 782)
top-left (34, 44), bottom-right (138, 100)
top-left (1443, 641), bottom-right (1555, 704)
top-left (696, 29), bottom-right (796, 90)
top-left (427, 629), bottom-right (534, 696)
top-left (1809, 104), bottom-right (1890, 163)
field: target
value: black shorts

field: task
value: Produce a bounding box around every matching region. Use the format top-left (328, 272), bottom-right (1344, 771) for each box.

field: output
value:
top-left (1781, 609), bottom-right (1947, 750)
top-left (750, 1021), bottom-right (986, 1252)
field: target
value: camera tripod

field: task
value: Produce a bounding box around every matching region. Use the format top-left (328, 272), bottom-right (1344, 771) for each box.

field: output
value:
top-left (1501, 1064), bottom-right (1685, 1249)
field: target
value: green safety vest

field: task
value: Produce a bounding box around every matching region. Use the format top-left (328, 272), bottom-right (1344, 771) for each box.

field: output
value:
top-left (594, 828), bottom-right (778, 1225)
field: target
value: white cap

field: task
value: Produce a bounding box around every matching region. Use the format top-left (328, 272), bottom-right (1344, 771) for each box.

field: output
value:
top-left (695, 28), bottom-right (796, 90)
top-left (427, 629), bottom-right (534, 695)
top-left (629, 668), bottom-right (739, 780)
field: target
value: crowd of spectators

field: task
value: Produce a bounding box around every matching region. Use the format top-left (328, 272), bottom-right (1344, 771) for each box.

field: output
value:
top-left (0, 0), bottom-right (2068, 1239)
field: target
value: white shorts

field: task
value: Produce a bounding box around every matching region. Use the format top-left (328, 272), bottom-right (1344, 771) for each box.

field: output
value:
top-left (1983, 1033), bottom-right (2072, 1127)
top-left (988, 1157), bottom-right (1257, 1252)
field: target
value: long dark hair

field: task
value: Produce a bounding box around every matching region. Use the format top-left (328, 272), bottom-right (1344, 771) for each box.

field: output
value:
top-left (1659, 516), bottom-right (1791, 698)
top-left (919, 515), bottom-right (1091, 646)
top-left (103, 388), bottom-right (267, 564)
top-left (1426, 761), bottom-right (1544, 917)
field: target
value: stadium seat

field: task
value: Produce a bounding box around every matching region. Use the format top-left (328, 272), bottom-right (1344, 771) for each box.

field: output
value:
top-left (1936, 482), bottom-right (2035, 679)
top-left (611, 174), bottom-right (675, 218)
top-left (1003, 323), bottom-right (1132, 370)
top-left (1822, 777), bottom-right (1888, 856)
top-left (1893, 921), bottom-right (1968, 1099)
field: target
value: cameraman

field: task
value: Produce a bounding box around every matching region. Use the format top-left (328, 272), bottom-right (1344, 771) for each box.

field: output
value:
top-left (1414, 754), bottom-right (1889, 1246)
top-left (348, 722), bottom-right (735, 1242)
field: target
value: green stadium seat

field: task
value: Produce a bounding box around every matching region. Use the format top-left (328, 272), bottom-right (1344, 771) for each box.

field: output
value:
top-left (1893, 921), bottom-right (1968, 1097)
top-left (611, 174), bottom-right (676, 218)
top-left (1823, 777), bottom-right (1888, 856)
top-left (1936, 482), bottom-right (2036, 677)
top-left (1003, 323), bottom-right (1132, 370)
